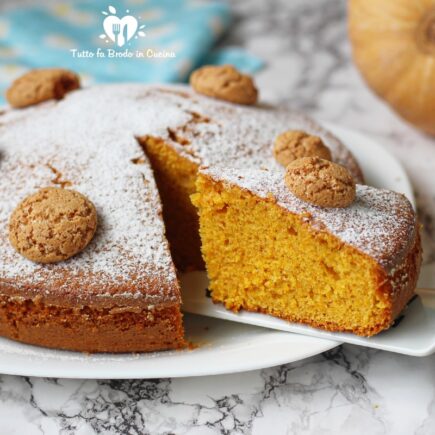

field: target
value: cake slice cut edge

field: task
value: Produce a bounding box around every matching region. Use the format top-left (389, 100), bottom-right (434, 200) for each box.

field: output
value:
top-left (192, 167), bottom-right (422, 337)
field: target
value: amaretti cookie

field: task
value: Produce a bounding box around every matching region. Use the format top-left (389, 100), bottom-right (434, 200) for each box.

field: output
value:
top-left (8, 187), bottom-right (98, 264)
top-left (6, 68), bottom-right (80, 108)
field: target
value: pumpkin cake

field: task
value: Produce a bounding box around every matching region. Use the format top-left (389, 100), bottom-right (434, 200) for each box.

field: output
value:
top-left (192, 167), bottom-right (422, 336)
top-left (0, 81), bottom-right (363, 352)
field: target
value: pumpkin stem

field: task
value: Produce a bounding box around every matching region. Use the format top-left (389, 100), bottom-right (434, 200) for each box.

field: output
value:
top-left (418, 8), bottom-right (435, 54)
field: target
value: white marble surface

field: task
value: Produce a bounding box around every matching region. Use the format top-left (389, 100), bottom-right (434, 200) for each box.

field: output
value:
top-left (1, 0), bottom-right (435, 434)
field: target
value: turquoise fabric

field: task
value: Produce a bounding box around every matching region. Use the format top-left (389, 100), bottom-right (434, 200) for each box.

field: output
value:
top-left (0, 0), bottom-right (263, 102)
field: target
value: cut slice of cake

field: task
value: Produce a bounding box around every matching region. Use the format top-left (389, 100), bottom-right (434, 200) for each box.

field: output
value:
top-left (192, 167), bottom-right (422, 336)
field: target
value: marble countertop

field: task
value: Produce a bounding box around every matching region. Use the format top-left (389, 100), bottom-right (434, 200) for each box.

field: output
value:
top-left (0, 0), bottom-right (434, 434)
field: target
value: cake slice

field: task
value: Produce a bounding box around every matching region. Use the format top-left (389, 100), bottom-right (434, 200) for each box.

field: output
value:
top-left (192, 167), bottom-right (422, 336)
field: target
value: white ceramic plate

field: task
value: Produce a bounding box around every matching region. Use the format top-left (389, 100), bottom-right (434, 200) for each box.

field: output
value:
top-left (0, 123), bottom-right (421, 378)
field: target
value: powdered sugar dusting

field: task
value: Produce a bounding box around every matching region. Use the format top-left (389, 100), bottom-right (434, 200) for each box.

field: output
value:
top-left (131, 86), bottom-right (363, 182)
top-left (0, 83), bottom-right (363, 305)
top-left (202, 166), bottom-right (417, 271)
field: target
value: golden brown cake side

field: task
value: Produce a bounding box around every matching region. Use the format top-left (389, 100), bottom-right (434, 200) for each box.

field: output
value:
top-left (0, 294), bottom-right (184, 353)
top-left (0, 266), bottom-right (185, 352)
top-left (193, 168), bottom-right (422, 336)
top-left (388, 229), bottom-right (422, 321)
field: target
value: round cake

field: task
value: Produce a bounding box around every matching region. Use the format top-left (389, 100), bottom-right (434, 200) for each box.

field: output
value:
top-left (0, 74), bottom-right (420, 352)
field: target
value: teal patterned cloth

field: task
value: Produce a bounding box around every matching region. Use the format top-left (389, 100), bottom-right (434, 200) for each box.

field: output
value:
top-left (0, 0), bottom-right (263, 102)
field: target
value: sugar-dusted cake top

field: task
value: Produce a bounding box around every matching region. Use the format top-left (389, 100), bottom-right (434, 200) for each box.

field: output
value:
top-left (201, 166), bottom-right (417, 271)
top-left (136, 85), bottom-right (363, 181)
top-left (17, 83), bottom-right (360, 181)
top-left (0, 83), bottom-right (361, 305)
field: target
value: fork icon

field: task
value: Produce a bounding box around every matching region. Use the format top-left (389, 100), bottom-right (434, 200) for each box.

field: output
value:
top-left (112, 23), bottom-right (121, 46)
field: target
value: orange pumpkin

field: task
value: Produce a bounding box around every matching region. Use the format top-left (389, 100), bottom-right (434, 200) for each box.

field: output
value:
top-left (349, 0), bottom-right (435, 135)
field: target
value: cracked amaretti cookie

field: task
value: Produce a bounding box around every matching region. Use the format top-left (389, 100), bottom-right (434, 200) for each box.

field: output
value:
top-left (0, 82), bottom-right (364, 352)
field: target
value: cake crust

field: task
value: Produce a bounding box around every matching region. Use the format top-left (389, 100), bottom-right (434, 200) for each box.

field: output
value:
top-left (0, 295), bottom-right (184, 352)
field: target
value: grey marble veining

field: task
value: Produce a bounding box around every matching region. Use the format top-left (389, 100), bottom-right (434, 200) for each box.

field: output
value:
top-left (0, 0), bottom-right (434, 434)
top-left (0, 346), bottom-right (434, 434)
